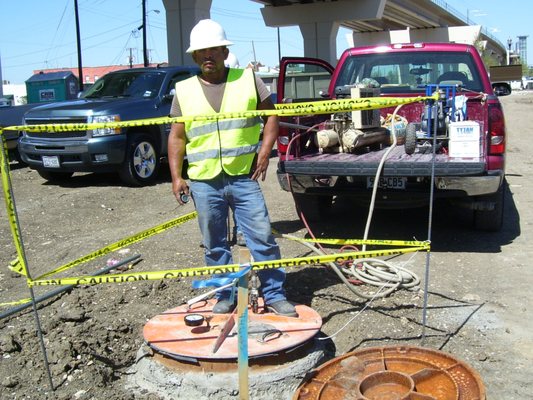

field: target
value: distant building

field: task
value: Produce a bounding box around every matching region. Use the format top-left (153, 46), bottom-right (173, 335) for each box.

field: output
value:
top-left (1, 84), bottom-right (25, 105)
top-left (516, 36), bottom-right (528, 66)
top-left (33, 63), bottom-right (163, 86)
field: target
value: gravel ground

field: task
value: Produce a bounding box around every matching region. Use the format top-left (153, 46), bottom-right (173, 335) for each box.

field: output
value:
top-left (0, 92), bottom-right (532, 399)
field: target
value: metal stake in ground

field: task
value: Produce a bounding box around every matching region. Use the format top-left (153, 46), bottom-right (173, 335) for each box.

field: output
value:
top-left (237, 247), bottom-right (252, 400)
top-left (0, 132), bottom-right (54, 391)
top-left (0, 254), bottom-right (141, 321)
top-left (421, 96), bottom-right (440, 344)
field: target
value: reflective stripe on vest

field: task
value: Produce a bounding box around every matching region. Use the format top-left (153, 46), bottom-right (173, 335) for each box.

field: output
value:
top-left (175, 68), bottom-right (261, 180)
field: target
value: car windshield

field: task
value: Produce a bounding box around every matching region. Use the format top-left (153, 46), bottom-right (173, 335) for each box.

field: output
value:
top-left (335, 51), bottom-right (483, 95)
top-left (82, 71), bottom-right (165, 99)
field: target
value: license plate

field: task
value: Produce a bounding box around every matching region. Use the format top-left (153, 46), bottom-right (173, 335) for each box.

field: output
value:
top-left (42, 156), bottom-right (60, 168)
top-left (367, 176), bottom-right (406, 189)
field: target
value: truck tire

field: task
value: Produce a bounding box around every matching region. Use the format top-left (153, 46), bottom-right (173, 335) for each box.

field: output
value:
top-left (293, 193), bottom-right (332, 222)
top-left (473, 184), bottom-right (505, 231)
top-left (119, 133), bottom-right (160, 186)
top-left (404, 123), bottom-right (417, 155)
top-left (37, 170), bottom-right (74, 182)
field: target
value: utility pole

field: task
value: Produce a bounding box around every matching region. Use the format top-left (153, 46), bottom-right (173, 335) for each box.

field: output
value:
top-left (74, 0), bottom-right (84, 91)
top-left (142, 0), bottom-right (148, 67)
top-left (507, 38), bottom-right (512, 65)
top-left (277, 27), bottom-right (281, 64)
top-left (252, 41), bottom-right (257, 71)
top-left (128, 48), bottom-right (134, 68)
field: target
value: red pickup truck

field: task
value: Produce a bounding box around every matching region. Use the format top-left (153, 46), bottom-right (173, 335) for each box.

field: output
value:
top-left (275, 42), bottom-right (508, 231)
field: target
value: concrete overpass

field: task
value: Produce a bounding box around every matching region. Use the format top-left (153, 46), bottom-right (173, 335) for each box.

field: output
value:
top-left (162, 0), bottom-right (507, 67)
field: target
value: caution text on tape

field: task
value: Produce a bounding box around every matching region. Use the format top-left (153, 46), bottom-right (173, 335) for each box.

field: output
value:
top-left (1, 94), bottom-right (438, 133)
top-left (29, 245), bottom-right (429, 287)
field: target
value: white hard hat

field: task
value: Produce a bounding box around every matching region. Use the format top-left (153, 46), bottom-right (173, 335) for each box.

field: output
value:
top-left (186, 19), bottom-right (233, 53)
top-left (224, 52), bottom-right (240, 68)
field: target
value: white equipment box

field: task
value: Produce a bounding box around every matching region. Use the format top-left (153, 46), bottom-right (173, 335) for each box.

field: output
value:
top-left (448, 121), bottom-right (481, 158)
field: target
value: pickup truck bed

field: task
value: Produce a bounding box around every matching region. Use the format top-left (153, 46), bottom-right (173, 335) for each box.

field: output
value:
top-left (276, 43), bottom-right (508, 230)
top-left (280, 147), bottom-right (486, 177)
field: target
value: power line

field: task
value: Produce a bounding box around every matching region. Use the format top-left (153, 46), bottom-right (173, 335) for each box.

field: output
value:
top-left (211, 6), bottom-right (263, 18)
top-left (44, 0), bottom-right (71, 65)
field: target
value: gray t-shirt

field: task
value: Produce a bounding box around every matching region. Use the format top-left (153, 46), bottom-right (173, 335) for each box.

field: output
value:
top-left (169, 70), bottom-right (272, 117)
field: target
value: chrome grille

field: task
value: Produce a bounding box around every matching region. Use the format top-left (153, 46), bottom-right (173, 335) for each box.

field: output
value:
top-left (24, 117), bottom-right (88, 139)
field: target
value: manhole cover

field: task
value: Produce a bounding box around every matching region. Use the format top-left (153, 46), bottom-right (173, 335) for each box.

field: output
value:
top-left (143, 299), bottom-right (322, 360)
top-left (294, 345), bottom-right (485, 399)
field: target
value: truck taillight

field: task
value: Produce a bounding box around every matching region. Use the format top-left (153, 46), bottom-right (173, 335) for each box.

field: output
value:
top-left (488, 103), bottom-right (505, 155)
top-left (277, 125), bottom-right (290, 158)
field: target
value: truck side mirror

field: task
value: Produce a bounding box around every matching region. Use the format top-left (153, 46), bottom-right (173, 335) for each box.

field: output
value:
top-left (492, 82), bottom-right (511, 96)
top-left (163, 88), bottom-right (176, 102)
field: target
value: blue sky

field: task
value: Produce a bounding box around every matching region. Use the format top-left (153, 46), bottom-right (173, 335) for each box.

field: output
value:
top-left (0, 0), bottom-right (530, 84)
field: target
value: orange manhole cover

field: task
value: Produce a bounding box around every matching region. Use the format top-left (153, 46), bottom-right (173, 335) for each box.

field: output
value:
top-left (294, 345), bottom-right (485, 400)
top-left (143, 299), bottom-right (322, 360)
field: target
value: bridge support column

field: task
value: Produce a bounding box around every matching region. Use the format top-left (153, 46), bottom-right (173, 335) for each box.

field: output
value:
top-left (162, 0), bottom-right (212, 66)
top-left (298, 21), bottom-right (340, 65)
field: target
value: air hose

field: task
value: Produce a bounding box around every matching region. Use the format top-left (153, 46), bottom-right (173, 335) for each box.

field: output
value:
top-left (280, 232), bottom-right (419, 299)
top-left (284, 104), bottom-right (421, 299)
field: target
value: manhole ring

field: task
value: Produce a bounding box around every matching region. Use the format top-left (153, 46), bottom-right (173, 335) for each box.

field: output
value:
top-left (294, 345), bottom-right (485, 400)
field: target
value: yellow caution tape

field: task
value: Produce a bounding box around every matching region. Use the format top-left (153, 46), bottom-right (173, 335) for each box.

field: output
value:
top-left (0, 298), bottom-right (32, 307)
top-left (0, 133), bottom-right (29, 278)
top-left (277, 234), bottom-right (429, 248)
top-left (1, 93), bottom-right (436, 294)
top-left (35, 211), bottom-right (197, 280)
top-left (1, 94), bottom-right (438, 133)
top-left (8, 258), bottom-right (26, 276)
top-left (29, 245), bottom-right (429, 287)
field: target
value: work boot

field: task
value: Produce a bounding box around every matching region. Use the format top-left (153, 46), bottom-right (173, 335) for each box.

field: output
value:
top-left (212, 299), bottom-right (237, 314)
top-left (267, 300), bottom-right (298, 318)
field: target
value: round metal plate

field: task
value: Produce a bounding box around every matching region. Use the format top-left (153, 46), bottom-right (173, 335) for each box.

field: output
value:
top-left (293, 345), bottom-right (486, 400)
top-left (143, 299), bottom-right (322, 360)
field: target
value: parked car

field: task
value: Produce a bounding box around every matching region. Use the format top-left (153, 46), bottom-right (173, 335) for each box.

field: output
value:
top-left (0, 103), bottom-right (42, 162)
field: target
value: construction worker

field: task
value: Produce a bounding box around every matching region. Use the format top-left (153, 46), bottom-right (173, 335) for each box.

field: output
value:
top-left (168, 19), bottom-right (297, 317)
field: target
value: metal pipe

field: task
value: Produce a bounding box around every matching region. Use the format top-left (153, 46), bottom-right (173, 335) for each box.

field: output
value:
top-left (0, 254), bottom-right (141, 321)
top-left (0, 140), bottom-right (54, 390)
top-left (279, 121), bottom-right (319, 131)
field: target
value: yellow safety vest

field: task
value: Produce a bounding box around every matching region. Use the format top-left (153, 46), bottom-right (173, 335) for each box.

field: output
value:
top-left (175, 68), bottom-right (262, 180)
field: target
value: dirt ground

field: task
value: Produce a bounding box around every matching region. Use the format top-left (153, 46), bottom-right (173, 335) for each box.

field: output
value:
top-left (0, 91), bottom-right (532, 400)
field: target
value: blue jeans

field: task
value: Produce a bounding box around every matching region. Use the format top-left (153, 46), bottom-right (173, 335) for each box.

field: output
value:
top-left (190, 174), bottom-right (286, 305)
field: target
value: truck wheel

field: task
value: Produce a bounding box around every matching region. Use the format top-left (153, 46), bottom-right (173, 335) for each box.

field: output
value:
top-left (473, 184), bottom-right (505, 231)
top-left (404, 123), bottom-right (417, 155)
top-left (119, 133), bottom-right (160, 186)
top-left (37, 170), bottom-right (74, 182)
top-left (293, 193), bottom-right (332, 222)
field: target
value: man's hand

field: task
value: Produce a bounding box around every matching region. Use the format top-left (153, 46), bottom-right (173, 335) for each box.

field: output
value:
top-left (168, 122), bottom-right (189, 204)
top-left (172, 177), bottom-right (190, 205)
top-left (254, 97), bottom-right (278, 182)
top-left (251, 153), bottom-right (269, 181)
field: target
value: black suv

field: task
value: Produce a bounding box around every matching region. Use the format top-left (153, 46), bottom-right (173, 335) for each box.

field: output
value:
top-left (19, 66), bottom-right (199, 185)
